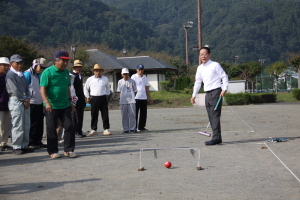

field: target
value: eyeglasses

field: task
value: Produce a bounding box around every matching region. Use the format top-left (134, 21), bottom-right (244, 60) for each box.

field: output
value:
top-left (200, 53), bottom-right (209, 56)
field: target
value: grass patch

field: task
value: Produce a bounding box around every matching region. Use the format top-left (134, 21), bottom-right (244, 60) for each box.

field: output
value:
top-left (149, 90), bottom-right (192, 108)
top-left (276, 92), bottom-right (300, 102)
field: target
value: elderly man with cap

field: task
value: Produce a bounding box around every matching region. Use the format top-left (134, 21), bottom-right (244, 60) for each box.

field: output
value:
top-left (0, 57), bottom-right (12, 153)
top-left (84, 64), bottom-right (112, 136)
top-left (117, 68), bottom-right (137, 133)
top-left (6, 54), bottom-right (32, 155)
top-left (40, 50), bottom-right (78, 158)
top-left (71, 60), bottom-right (86, 138)
top-left (23, 58), bottom-right (48, 149)
top-left (131, 64), bottom-right (153, 132)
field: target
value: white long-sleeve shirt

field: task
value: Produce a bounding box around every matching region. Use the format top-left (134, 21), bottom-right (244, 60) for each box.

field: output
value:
top-left (192, 60), bottom-right (228, 97)
top-left (84, 75), bottom-right (110, 98)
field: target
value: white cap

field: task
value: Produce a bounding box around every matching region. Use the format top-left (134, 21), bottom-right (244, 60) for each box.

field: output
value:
top-left (0, 57), bottom-right (10, 65)
top-left (121, 68), bottom-right (129, 74)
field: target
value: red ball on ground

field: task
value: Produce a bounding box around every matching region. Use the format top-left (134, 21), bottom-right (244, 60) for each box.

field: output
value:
top-left (164, 161), bottom-right (172, 168)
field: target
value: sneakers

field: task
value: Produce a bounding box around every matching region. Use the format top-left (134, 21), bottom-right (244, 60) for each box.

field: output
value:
top-left (87, 130), bottom-right (97, 136)
top-left (103, 129), bottom-right (112, 135)
top-left (50, 153), bottom-right (62, 158)
top-left (64, 152), bottom-right (78, 158)
top-left (137, 128), bottom-right (148, 132)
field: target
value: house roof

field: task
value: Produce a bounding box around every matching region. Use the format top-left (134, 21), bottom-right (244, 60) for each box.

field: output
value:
top-left (86, 49), bottom-right (177, 71)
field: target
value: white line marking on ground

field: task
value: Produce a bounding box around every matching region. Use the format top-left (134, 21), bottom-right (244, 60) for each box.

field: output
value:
top-left (230, 106), bottom-right (255, 132)
top-left (263, 142), bottom-right (300, 183)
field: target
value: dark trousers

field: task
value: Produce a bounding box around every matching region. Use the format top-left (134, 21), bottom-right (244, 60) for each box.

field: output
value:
top-left (205, 88), bottom-right (222, 141)
top-left (73, 101), bottom-right (85, 135)
top-left (135, 99), bottom-right (147, 130)
top-left (29, 104), bottom-right (44, 146)
top-left (45, 107), bottom-right (75, 154)
top-left (90, 96), bottom-right (110, 131)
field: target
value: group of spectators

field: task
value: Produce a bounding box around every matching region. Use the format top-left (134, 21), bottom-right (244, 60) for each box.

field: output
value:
top-left (0, 50), bottom-right (153, 158)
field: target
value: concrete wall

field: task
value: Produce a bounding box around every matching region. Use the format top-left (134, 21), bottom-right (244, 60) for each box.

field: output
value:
top-left (228, 80), bottom-right (246, 94)
top-left (147, 74), bottom-right (159, 91)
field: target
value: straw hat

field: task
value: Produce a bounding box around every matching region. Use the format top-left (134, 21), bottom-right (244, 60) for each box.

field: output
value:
top-left (92, 64), bottom-right (104, 71)
top-left (73, 60), bottom-right (83, 68)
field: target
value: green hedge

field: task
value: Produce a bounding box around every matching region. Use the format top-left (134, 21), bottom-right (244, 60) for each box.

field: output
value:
top-left (225, 93), bottom-right (277, 105)
top-left (175, 76), bottom-right (191, 90)
top-left (160, 81), bottom-right (172, 91)
top-left (291, 89), bottom-right (300, 100)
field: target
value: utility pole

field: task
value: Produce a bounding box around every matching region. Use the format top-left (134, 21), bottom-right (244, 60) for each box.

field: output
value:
top-left (197, 0), bottom-right (202, 65)
top-left (183, 21), bottom-right (193, 73)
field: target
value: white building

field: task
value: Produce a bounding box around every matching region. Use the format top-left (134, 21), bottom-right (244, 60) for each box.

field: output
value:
top-left (86, 49), bottom-right (177, 92)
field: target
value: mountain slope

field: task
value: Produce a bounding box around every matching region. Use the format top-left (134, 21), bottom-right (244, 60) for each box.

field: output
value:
top-left (102, 0), bottom-right (300, 63)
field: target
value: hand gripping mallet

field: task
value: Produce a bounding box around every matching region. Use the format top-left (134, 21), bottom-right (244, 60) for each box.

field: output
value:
top-left (198, 96), bottom-right (222, 137)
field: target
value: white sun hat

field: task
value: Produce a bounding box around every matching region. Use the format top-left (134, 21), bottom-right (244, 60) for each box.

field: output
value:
top-left (121, 68), bottom-right (129, 74)
top-left (0, 57), bottom-right (10, 65)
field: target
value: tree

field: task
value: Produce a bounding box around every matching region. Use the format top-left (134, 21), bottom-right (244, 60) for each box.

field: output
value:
top-left (266, 61), bottom-right (288, 93)
top-left (0, 35), bottom-right (40, 69)
top-left (227, 64), bottom-right (242, 80)
top-left (246, 61), bottom-right (263, 93)
top-left (239, 64), bottom-right (252, 91)
top-left (288, 52), bottom-right (300, 89)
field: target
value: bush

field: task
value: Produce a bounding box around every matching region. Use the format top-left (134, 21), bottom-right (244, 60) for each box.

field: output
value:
top-left (260, 93), bottom-right (277, 103)
top-left (225, 92), bottom-right (277, 105)
top-left (249, 93), bottom-right (263, 104)
top-left (292, 89), bottom-right (300, 100)
top-left (160, 81), bottom-right (172, 91)
top-left (225, 93), bottom-right (250, 105)
top-left (175, 76), bottom-right (191, 90)
top-left (183, 88), bottom-right (191, 94)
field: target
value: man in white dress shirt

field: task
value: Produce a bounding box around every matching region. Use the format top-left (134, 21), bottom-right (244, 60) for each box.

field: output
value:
top-left (190, 47), bottom-right (228, 145)
top-left (84, 64), bottom-right (112, 136)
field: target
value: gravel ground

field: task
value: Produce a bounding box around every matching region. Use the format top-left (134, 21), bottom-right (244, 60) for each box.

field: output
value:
top-left (0, 102), bottom-right (300, 200)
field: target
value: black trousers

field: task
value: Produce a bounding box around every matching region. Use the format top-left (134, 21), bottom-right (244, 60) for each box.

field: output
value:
top-left (45, 107), bottom-right (75, 154)
top-left (135, 99), bottom-right (147, 130)
top-left (90, 96), bottom-right (110, 131)
top-left (205, 88), bottom-right (222, 141)
top-left (73, 101), bottom-right (85, 135)
top-left (29, 104), bottom-right (44, 146)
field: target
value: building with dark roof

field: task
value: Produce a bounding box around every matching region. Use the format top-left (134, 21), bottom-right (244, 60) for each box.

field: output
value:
top-left (86, 49), bottom-right (177, 92)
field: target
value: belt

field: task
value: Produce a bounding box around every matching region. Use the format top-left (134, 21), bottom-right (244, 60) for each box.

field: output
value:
top-left (9, 94), bottom-right (15, 97)
top-left (206, 87), bottom-right (221, 93)
top-left (90, 95), bottom-right (106, 97)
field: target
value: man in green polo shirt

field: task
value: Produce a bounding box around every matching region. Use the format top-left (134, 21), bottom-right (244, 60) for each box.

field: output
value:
top-left (40, 50), bottom-right (78, 159)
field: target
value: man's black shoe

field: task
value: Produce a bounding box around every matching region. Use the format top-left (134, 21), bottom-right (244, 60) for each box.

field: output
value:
top-left (22, 148), bottom-right (35, 153)
top-left (13, 149), bottom-right (25, 155)
top-left (75, 134), bottom-right (86, 138)
top-left (38, 143), bottom-right (47, 148)
top-left (130, 130), bottom-right (137, 133)
top-left (29, 145), bottom-right (40, 149)
top-left (122, 131), bottom-right (129, 134)
top-left (205, 140), bottom-right (222, 145)
top-left (75, 134), bottom-right (83, 138)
